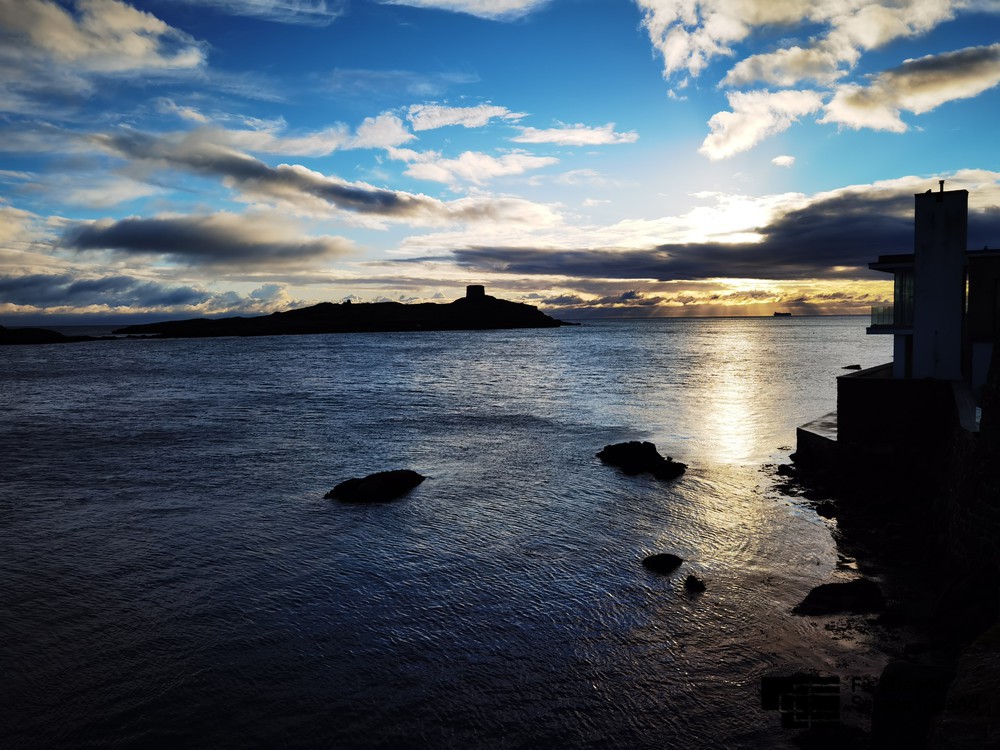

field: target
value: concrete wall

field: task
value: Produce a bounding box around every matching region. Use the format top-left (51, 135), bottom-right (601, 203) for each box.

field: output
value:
top-left (837, 365), bottom-right (959, 453)
top-left (912, 189), bottom-right (968, 380)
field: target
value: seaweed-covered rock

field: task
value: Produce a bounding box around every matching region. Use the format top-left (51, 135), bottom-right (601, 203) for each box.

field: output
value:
top-left (325, 469), bottom-right (425, 503)
top-left (793, 578), bottom-right (885, 615)
top-left (597, 441), bottom-right (686, 481)
top-left (642, 553), bottom-right (683, 575)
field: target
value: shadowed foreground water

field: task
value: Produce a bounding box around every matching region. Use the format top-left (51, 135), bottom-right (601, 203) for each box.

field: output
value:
top-left (1, 317), bottom-right (891, 748)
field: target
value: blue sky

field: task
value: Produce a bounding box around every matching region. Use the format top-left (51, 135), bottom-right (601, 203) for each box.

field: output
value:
top-left (1, 0), bottom-right (999, 321)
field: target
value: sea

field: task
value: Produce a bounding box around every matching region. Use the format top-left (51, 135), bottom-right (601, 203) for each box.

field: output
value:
top-left (1, 317), bottom-right (893, 749)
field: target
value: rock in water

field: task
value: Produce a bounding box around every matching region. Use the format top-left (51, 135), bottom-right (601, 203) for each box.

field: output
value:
top-left (325, 470), bottom-right (425, 503)
top-left (642, 553), bottom-right (684, 575)
top-left (596, 441), bottom-right (686, 480)
top-left (792, 578), bottom-right (886, 615)
top-left (685, 574), bottom-right (707, 593)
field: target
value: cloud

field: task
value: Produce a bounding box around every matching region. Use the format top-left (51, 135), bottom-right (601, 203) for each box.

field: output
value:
top-left (772, 155), bottom-right (796, 167)
top-left (699, 90), bottom-right (823, 160)
top-left (635, 0), bottom-right (963, 85)
top-left (175, 0), bottom-right (345, 26)
top-left (324, 68), bottom-right (478, 98)
top-left (92, 128), bottom-right (437, 217)
top-left (86, 127), bottom-right (564, 227)
top-left (349, 113), bottom-right (416, 149)
top-left (0, 272), bottom-right (211, 308)
top-left (0, 272), bottom-right (302, 314)
top-left (391, 147), bottom-right (558, 185)
top-left (407, 103), bottom-right (525, 131)
top-left (0, 0), bottom-right (205, 74)
top-left (512, 123), bottom-right (639, 146)
top-left (376, 0), bottom-right (549, 21)
top-left (444, 174), bottom-right (1000, 282)
top-left (61, 212), bottom-right (354, 268)
top-left (0, 0), bottom-right (206, 115)
top-left (156, 98), bottom-right (210, 123)
top-left (822, 43), bottom-right (1000, 132)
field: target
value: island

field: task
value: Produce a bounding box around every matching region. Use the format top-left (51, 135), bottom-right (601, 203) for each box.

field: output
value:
top-left (0, 325), bottom-right (98, 346)
top-left (113, 286), bottom-right (573, 339)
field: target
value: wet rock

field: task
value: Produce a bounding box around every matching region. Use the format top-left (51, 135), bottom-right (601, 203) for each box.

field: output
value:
top-left (684, 574), bottom-right (706, 593)
top-left (814, 501), bottom-right (838, 519)
top-left (776, 463), bottom-right (797, 477)
top-left (597, 441), bottom-right (686, 481)
top-left (793, 578), bottom-right (886, 615)
top-left (642, 553), bottom-right (683, 575)
top-left (325, 469), bottom-right (425, 503)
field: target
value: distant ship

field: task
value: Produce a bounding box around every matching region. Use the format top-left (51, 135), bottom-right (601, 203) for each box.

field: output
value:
top-left (773, 312), bottom-right (792, 317)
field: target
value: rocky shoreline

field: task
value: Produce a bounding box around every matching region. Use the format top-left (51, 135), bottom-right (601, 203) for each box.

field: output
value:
top-left (774, 349), bottom-right (1000, 748)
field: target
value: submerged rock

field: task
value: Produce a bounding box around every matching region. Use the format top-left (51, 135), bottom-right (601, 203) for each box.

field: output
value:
top-left (325, 469), bottom-right (425, 503)
top-left (685, 574), bottom-right (707, 593)
top-left (597, 441), bottom-right (686, 481)
top-left (793, 578), bottom-right (886, 615)
top-left (642, 553), bottom-right (683, 575)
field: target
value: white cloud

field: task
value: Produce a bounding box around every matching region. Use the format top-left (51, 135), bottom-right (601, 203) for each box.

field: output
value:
top-left (350, 113), bottom-right (416, 149)
top-left (223, 122), bottom-right (351, 156)
top-left (512, 123), bottom-right (639, 146)
top-left (822, 43), bottom-right (1000, 132)
top-left (407, 103), bottom-right (524, 131)
top-left (635, 0), bottom-right (964, 86)
top-left (156, 98), bottom-right (210, 123)
top-left (0, 0), bottom-right (206, 74)
top-left (772, 155), bottom-right (796, 167)
top-left (0, 0), bottom-right (206, 114)
top-left (700, 90), bottom-right (823, 160)
top-left (377, 0), bottom-right (549, 21)
top-left (391, 148), bottom-right (558, 185)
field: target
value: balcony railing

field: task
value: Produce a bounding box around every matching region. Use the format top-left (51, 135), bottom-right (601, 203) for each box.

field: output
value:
top-left (870, 305), bottom-right (894, 326)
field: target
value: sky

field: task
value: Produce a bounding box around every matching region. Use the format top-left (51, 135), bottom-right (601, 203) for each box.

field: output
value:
top-left (1, 0), bottom-right (999, 322)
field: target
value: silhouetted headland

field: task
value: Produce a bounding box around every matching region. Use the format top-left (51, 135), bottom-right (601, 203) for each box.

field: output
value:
top-left (113, 285), bottom-right (572, 339)
top-left (0, 324), bottom-right (98, 346)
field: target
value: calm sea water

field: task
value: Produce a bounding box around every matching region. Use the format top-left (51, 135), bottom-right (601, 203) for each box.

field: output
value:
top-left (1, 317), bottom-right (891, 749)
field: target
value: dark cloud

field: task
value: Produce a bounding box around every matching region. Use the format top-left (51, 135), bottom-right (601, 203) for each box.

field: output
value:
top-left (60, 213), bottom-right (351, 267)
top-left (0, 273), bottom-right (211, 308)
top-left (450, 190), bottom-right (1000, 281)
top-left (93, 129), bottom-right (434, 217)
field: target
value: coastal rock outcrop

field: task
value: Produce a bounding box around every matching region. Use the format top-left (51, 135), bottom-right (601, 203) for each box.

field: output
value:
top-left (325, 470), bottom-right (425, 503)
top-left (0, 325), bottom-right (84, 346)
top-left (642, 553), bottom-right (684, 575)
top-left (685, 574), bottom-right (707, 593)
top-left (597, 441), bottom-right (686, 481)
top-left (792, 578), bottom-right (886, 615)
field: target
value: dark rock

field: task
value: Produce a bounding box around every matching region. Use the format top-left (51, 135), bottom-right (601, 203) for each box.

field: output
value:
top-left (597, 441), bottom-right (686, 481)
top-left (776, 463), bottom-right (797, 477)
top-left (684, 574), bottom-right (706, 593)
top-left (872, 660), bottom-right (954, 749)
top-left (876, 604), bottom-right (911, 628)
top-left (842, 364), bottom-right (863, 370)
top-left (0, 324), bottom-right (101, 346)
top-left (793, 578), bottom-right (886, 615)
top-left (814, 501), bottom-right (838, 519)
top-left (325, 469), bottom-right (425, 503)
top-left (642, 553), bottom-right (683, 575)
